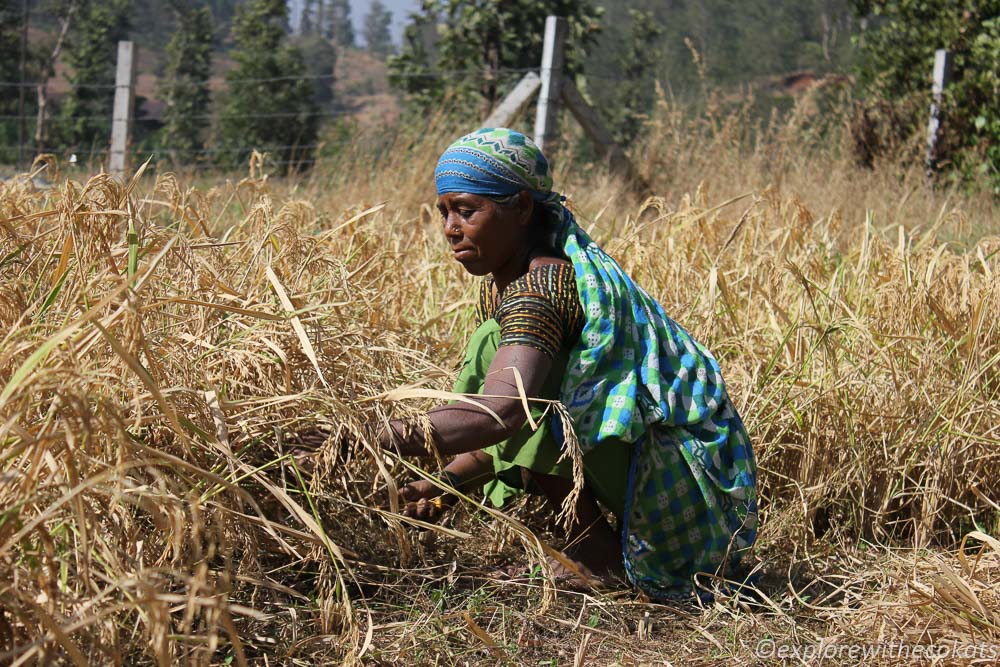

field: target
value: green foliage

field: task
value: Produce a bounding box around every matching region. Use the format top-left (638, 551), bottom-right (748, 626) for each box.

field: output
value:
top-left (202, 0), bottom-right (239, 46)
top-left (700, 0), bottom-right (855, 83)
top-left (292, 31), bottom-right (337, 106)
top-left (602, 9), bottom-right (663, 144)
top-left (60, 0), bottom-right (131, 148)
top-left (852, 0), bottom-right (1000, 191)
top-left (363, 0), bottom-right (393, 58)
top-left (386, 3), bottom-right (440, 115)
top-left (0, 1), bottom-right (24, 108)
top-left (129, 0), bottom-right (178, 52)
top-left (158, 2), bottom-right (213, 159)
top-left (218, 0), bottom-right (318, 168)
top-left (388, 0), bottom-right (603, 122)
top-left (0, 0), bottom-right (26, 162)
top-left (297, 0), bottom-right (313, 34)
top-left (327, 0), bottom-right (353, 47)
top-left (968, 17), bottom-right (1000, 188)
top-left (589, 0), bottom-right (856, 95)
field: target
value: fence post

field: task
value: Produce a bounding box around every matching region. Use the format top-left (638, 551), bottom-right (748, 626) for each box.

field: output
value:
top-left (925, 48), bottom-right (953, 181)
top-left (561, 80), bottom-right (649, 194)
top-left (533, 15), bottom-right (567, 153)
top-left (483, 72), bottom-right (541, 129)
top-left (109, 40), bottom-right (135, 178)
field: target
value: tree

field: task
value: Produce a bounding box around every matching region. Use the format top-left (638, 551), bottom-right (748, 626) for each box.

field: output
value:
top-left (32, 0), bottom-right (80, 154)
top-left (59, 0), bottom-right (131, 150)
top-left (130, 0), bottom-right (177, 52)
top-left (218, 0), bottom-right (318, 168)
top-left (292, 31), bottom-right (337, 106)
top-left (0, 1), bottom-right (23, 113)
top-left (388, 0), bottom-right (603, 121)
top-left (604, 9), bottom-right (663, 143)
top-left (363, 0), bottom-right (393, 57)
top-left (586, 0), bottom-right (857, 103)
top-left (158, 2), bottom-right (213, 162)
top-left (0, 0), bottom-right (26, 162)
top-left (851, 0), bottom-right (1000, 190)
top-left (298, 0), bottom-right (314, 34)
top-left (327, 0), bottom-right (353, 47)
top-left (204, 0), bottom-right (239, 44)
top-left (386, 4), bottom-right (441, 114)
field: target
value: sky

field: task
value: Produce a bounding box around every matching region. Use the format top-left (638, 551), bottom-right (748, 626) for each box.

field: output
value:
top-left (352, 0), bottom-right (422, 44)
top-left (288, 0), bottom-right (422, 46)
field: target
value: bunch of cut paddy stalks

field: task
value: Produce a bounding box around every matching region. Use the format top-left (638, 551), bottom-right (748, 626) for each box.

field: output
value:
top-left (0, 166), bottom-right (998, 665)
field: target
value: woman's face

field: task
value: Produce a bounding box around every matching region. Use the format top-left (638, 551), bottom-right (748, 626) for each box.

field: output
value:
top-left (436, 192), bottom-right (532, 277)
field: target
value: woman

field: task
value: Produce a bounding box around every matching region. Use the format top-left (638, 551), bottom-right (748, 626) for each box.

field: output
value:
top-left (369, 128), bottom-right (757, 599)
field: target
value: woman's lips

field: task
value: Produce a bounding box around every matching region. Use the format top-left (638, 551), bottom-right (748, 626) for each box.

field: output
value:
top-left (452, 248), bottom-right (475, 261)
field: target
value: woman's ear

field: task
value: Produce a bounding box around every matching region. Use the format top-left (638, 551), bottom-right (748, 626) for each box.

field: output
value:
top-left (517, 190), bottom-right (534, 226)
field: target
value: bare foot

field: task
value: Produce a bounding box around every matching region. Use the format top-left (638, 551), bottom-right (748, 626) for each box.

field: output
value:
top-left (546, 554), bottom-right (605, 590)
top-left (497, 554), bottom-right (618, 592)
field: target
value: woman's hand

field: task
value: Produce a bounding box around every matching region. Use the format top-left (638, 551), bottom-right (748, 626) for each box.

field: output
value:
top-left (397, 452), bottom-right (495, 521)
top-left (284, 424), bottom-right (353, 473)
top-left (398, 479), bottom-right (454, 522)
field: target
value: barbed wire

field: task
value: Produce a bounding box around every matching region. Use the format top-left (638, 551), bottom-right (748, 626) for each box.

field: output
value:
top-left (176, 154), bottom-right (354, 171)
top-left (0, 108), bottom-right (360, 123)
top-left (0, 144), bottom-right (66, 153)
top-left (0, 61), bottom-right (605, 169)
top-left (126, 139), bottom-right (356, 156)
top-left (215, 66), bottom-right (538, 85)
top-left (0, 80), bottom-right (120, 89)
top-left (136, 108), bottom-right (359, 122)
top-left (0, 65), bottom-right (541, 91)
top-left (0, 137), bottom-right (359, 158)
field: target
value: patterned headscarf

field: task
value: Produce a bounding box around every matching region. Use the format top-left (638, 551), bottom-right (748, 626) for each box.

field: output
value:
top-left (435, 127), bottom-right (561, 210)
top-left (434, 128), bottom-right (757, 597)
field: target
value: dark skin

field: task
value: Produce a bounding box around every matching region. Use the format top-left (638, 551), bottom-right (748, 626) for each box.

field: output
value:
top-left (378, 190), bottom-right (624, 581)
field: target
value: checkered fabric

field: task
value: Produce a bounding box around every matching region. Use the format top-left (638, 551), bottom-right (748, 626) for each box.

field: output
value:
top-left (623, 409), bottom-right (757, 598)
top-left (435, 128), bottom-right (758, 599)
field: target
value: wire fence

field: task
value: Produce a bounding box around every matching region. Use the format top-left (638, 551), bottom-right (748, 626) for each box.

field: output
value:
top-left (0, 63), bottom-right (580, 175)
top-left (0, 66), bottom-right (545, 90)
top-left (0, 57), bottom-right (629, 177)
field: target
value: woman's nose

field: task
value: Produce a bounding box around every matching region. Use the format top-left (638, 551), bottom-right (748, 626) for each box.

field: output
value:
top-left (443, 213), bottom-right (461, 236)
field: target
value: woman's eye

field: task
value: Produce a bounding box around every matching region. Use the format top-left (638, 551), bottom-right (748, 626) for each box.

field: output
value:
top-left (437, 207), bottom-right (447, 219)
top-left (458, 209), bottom-right (474, 218)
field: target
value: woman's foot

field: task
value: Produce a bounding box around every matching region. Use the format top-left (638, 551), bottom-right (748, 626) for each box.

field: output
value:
top-left (562, 539), bottom-right (626, 582)
top-left (496, 553), bottom-right (621, 591)
top-left (525, 469), bottom-right (628, 581)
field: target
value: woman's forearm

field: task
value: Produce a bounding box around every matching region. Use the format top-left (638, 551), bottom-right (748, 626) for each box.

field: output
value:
top-left (380, 397), bottom-right (528, 457)
top-left (378, 345), bottom-right (552, 458)
top-left (443, 450), bottom-right (495, 492)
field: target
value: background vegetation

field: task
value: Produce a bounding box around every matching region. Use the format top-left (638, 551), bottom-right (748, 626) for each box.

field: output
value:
top-left (0, 0), bottom-right (996, 189)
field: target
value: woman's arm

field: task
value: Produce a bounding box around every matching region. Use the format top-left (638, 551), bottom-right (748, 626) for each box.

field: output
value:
top-left (377, 344), bottom-right (553, 457)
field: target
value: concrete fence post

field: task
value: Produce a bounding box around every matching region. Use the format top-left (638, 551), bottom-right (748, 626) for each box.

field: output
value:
top-left (925, 48), bottom-right (953, 181)
top-left (109, 40), bottom-right (135, 178)
top-left (533, 16), bottom-right (568, 153)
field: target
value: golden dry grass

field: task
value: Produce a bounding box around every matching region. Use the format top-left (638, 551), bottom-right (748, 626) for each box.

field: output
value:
top-left (1, 100), bottom-right (999, 665)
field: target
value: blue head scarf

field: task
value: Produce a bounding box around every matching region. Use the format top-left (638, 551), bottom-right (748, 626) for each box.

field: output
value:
top-left (435, 127), bottom-right (561, 209)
